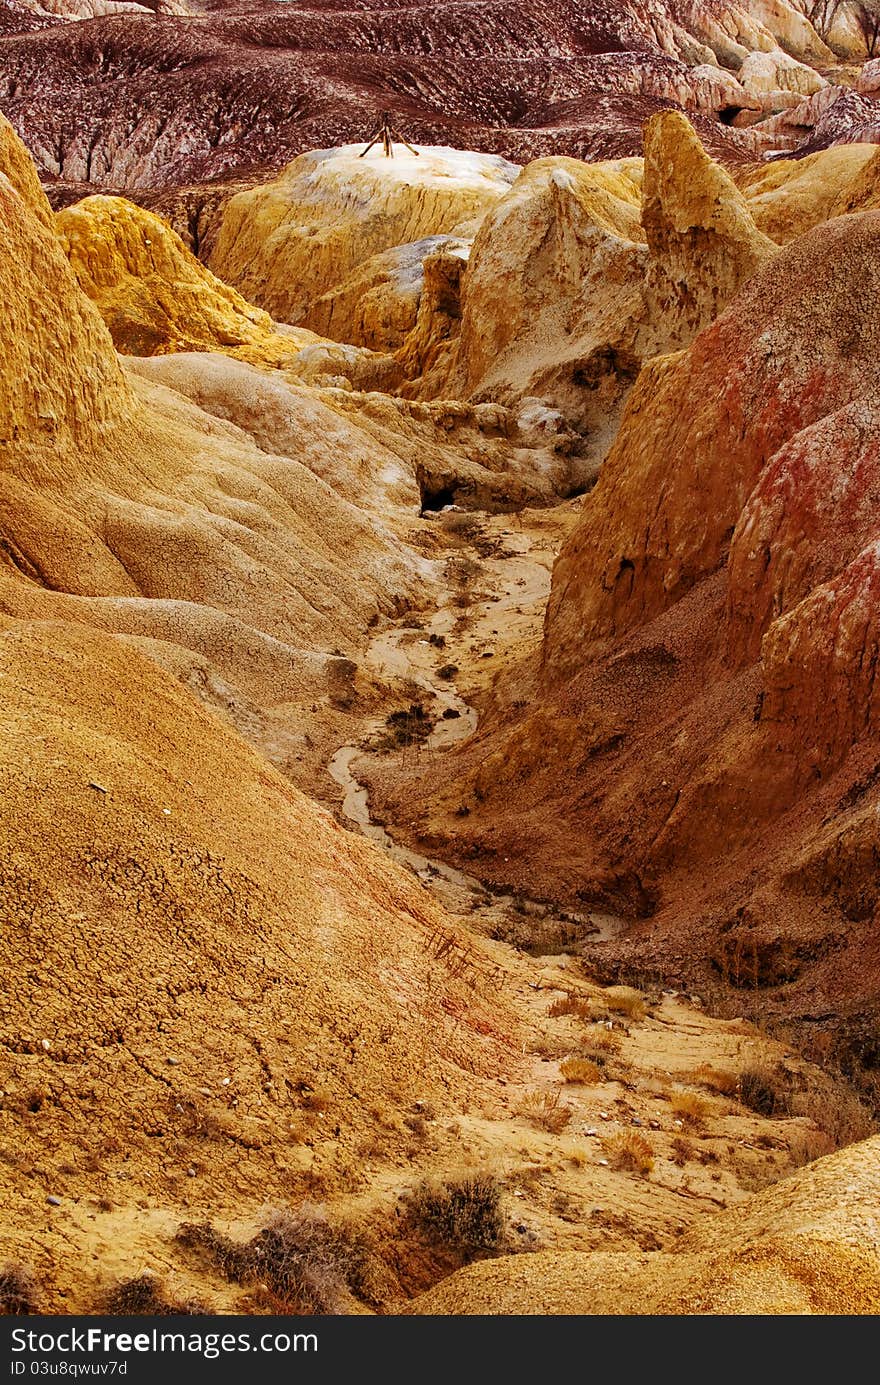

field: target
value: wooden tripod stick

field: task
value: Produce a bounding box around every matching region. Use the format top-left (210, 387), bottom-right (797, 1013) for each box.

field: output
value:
top-left (359, 113), bottom-right (420, 158)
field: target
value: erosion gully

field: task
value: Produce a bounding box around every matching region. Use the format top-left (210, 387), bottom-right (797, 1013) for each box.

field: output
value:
top-left (327, 511), bottom-right (626, 946)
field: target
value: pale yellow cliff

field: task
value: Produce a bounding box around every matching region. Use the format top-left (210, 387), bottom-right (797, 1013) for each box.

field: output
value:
top-left (209, 143), bottom-right (519, 325)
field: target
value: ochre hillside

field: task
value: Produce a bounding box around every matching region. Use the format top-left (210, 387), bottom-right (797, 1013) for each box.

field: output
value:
top-left (2, 91), bottom-right (880, 1319)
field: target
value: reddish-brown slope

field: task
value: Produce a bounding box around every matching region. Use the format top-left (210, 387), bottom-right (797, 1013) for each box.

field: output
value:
top-left (0, 0), bottom-right (829, 198)
top-left (368, 210), bottom-right (880, 1071)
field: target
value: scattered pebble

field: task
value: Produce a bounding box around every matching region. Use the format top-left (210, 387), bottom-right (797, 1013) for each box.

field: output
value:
top-left (166, 1057), bottom-right (179, 1066)
top-left (632, 1117), bottom-right (643, 1127)
top-left (187, 1167), bottom-right (197, 1178)
top-left (221, 1078), bottom-right (231, 1086)
top-left (598, 1159), bottom-right (609, 1167)
top-left (40, 1039), bottom-right (51, 1052)
top-left (46, 1195), bottom-right (62, 1207)
top-left (584, 1128), bottom-right (599, 1138)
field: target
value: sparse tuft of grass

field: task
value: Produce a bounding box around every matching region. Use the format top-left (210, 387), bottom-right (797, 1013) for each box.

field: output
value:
top-left (604, 1130), bottom-right (654, 1176)
top-left (559, 1057), bottom-right (603, 1085)
top-left (176, 1205), bottom-right (376, 1314)
top-left (0, 1264), bottom-right (38, 1315)
top-left (688, 1064), bottom-right (739, 1096)
top-left (548, 993), bottom-right (593, 1021)
top-left (790, 1082), bottom-right (877, 1151)
top-left (669, 1134), bottom-right (696, 1167)
top-left (585, 1025), bottom-right (623, 1054)
top-left (375, 704), bottom-right (432, 752)
top-left (405, 1175), bottom-right (504, 1257)
top-left (517, 1091), bottom-right (573, 1134)
top-left (739, 1065), bottom-right (789, 1118)
top-left (670, 1091), bottom-right (710, 1127)
top-left (100, 1273), bottom-right (204, 1316)
top-left (601, 986), bottom-right (647, 1020)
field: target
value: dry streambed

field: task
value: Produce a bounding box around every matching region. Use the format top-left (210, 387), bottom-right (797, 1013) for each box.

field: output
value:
top-left (317, 507), bottom-right (859, 1292)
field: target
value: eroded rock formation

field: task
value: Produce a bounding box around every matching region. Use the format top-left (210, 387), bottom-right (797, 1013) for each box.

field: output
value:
top-left (1, 0), bottom-right (875, 211)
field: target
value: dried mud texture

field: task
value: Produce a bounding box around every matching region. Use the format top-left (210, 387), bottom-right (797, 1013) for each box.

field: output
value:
top-left (409, 1137), bottom-right (880, 1314)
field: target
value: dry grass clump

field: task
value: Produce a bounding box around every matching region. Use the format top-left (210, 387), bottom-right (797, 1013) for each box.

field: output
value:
top-left (786, 1127), bottom-right (835, 1168)
top-left (601, 986), bottom-right (647, 1020)
top-left (669, 1134), bottom-right (696, 1167)
top-left (603, 1130), bottom-right (654, 1176)
top-left (790, 1082), bottom-right (877, 1151)
top-left (583, 1024), bottom-right (622, 1054)
top-left (670, 1091), bottom-right (710, 1127)
top-left (375, 703), bottom-right (432, 752)
top-left (99, 1273), bottom-right (204, 1316)
top-left (738, 1065), bottom-right (790, 1117)
top-left (404, 1175), bottom-right (504, 1256)
top-left (688, 1064), bottom-right (739, 1096)
top-left (517, 1090), bottom-right (573, 1134)
top-left (733, 1149), bottom-right (786, 1193)
top-left (176, 1205), bottom-right (376, 1314)
top-left (0, 1263), bottom-right (38, 1315)
top-left (559, 1057), bottom-right (603, 1085)
top-left (548, 993), bottom-right (593, 1021)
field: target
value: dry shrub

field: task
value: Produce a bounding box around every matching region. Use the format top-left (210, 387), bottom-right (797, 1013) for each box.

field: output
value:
top-left (176, 1205), bottom-right (376, 1314)
top-left (517, 1091), bottom-right (573, 1134)
top-left (604, 1130), bottom-right (654, 1176)
top-left (790, 1082), bottom-right (877, 1151)
top-left (548, 993), bottom-right (593, 1021)
top-left (733, 1149), bottom-right (785, 1193)
top-left (669, 1134), bottom-right (696, 1167)
top-left (0, 1264), bottom-right (38, 1315)
top-left (739, 1065), bottom-right (790, 1117)
top-left (559, 1057), bottom-right (603, 1085)
top-left (786, 1127), bottom-right (836, 1168)
top-left (584, 1025), bottom-right (622, 1054)
top-left (100, 1273), bottom-right (204, 1316)
top-left (670, 1091), bottom-right (710, 1127)
top-left (375, 704), bottom-right (432, 752)
top-left (688, 1064), bottom-right (739, 1096)
top-left (441, 512), bottom-right (482, 541)
top-left (405, 1175), bottom-right (504, 1256)
top-left (602, 986), bottom-right (647, 1020)
top-left (566, 1146), bottom-right (589, 1168)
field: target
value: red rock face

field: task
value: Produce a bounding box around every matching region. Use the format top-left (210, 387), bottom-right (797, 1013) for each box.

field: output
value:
top-left (0, 0), bottom-right (816, 195)
top-left (728, 401), bottom-right (880, 665)
top-left (544, 212), bottom-right (880, 674)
